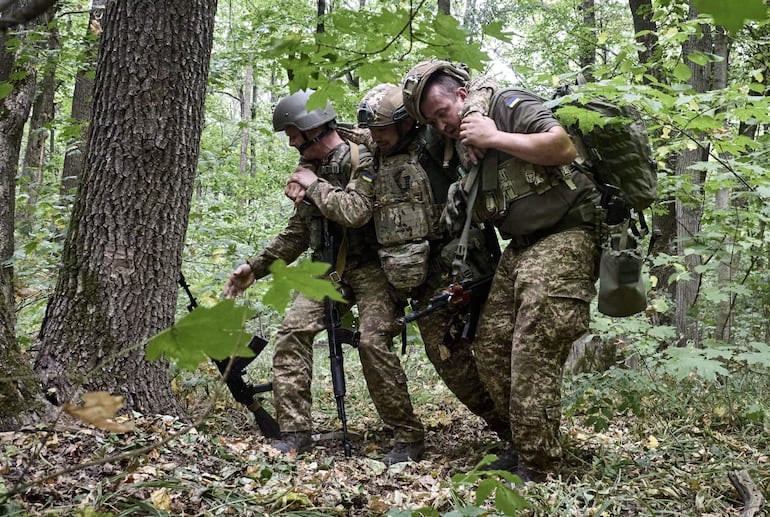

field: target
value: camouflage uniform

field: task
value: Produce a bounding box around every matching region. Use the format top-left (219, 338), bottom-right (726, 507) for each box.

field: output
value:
top-left (360, 84), bottom-right (509, 439)
top-left (467, 87), bottom-right (601, 471)
top-left (248, 142), bottom-right (424, 445)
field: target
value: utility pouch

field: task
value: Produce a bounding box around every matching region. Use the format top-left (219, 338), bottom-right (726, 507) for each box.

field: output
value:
top-left (598, 222), bottom-right (647, 317)
top-left (378, 240), bottom-right (430, 290)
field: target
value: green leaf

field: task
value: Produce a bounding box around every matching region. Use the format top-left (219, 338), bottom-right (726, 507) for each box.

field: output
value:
top-left (673, 63), bottom-right (692, 82)
top-left (474, 478), bottom-right (497, 505)
top-left (262, 259), bottom-right (345, 313)
top-left (482, 20), bottom-right (515, 42)
top-left (0, 82), bottom-right (13, 100)
top-left (693, 0), bottom-right (768, 34)
top-left (146, 299), bottom-right (255, 371)
top-left (494, 483), bottom-right (530, 514)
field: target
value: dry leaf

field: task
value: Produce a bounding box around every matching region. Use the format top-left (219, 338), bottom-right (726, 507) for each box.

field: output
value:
top-left (62, 391), bottom-right (135, 433)
top-left (150, 487), bottom-right (172, 511)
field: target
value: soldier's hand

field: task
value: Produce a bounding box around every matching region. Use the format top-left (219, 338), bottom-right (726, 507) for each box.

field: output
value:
top-left (442, 180), bottom-right (467, 233)
top-left (285, 180), bottom-right (307, 207)
top-left (459, 114), bottom-right (490, 165)
top-left (223, 263), bottom-right (255, 298)
top-left (289, 166), bottom-right (318, 188)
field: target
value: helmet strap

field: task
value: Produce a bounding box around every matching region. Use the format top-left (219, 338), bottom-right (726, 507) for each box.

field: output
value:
top-left (297, 123), bottom-right (335, 153)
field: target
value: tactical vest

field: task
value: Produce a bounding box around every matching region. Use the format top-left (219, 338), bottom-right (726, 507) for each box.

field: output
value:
top-left (473, 90), bottom-right (598, 240)
top-left (373, 131), bottom-right (457, 289)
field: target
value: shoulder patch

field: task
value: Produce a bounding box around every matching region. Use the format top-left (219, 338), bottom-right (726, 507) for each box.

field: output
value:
top-left (360, 171), bottom-right (374, 183)
top-left (505, 96), bottom-right (521, 109)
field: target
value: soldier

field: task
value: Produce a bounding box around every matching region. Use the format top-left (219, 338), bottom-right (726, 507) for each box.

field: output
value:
top-left (356, 84), bottom-right (513, 452)
top-left (224, 90), bottom-right (425, 465)
top-left (401, 61), bottom-right (601, 482)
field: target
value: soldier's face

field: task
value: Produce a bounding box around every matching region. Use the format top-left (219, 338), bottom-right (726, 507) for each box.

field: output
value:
top-left (421, 85), bottom-right (467, 139)
top-left (370, 125), bottom-right (400, 153)
top-left (285, 125), bottom-right (324, 159)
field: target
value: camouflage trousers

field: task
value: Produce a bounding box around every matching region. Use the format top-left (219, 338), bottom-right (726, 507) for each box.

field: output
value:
top-left (272, 260), bottom-right (424, 443)
top-left (413, 288), bottom-right (510, 440)
top-left (474, 229), bottom-right (598, 469)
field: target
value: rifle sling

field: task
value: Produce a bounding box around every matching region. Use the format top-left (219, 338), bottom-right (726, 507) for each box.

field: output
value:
top-left (328, 140), bottom-right (359, 283)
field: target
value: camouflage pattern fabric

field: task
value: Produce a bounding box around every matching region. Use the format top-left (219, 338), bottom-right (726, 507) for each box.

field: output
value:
top-left (273, 261), bottom-right (424, 443)
top-left (251, 140), bottom-right (423, 444)
top-left (473, 229), bottom-right (598, 470)
top-left (370, 122), bottom-right (508, 439)
top-left (455, 74), bottom-right (499, 169)
top-left (411, 285), bottom-right (510, 440)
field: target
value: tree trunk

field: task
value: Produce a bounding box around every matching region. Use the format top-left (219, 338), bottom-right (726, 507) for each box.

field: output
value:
top-left (673, 7), bottom-right (715, 347)
top-left (578, 0), bottom-right (596, 79)
top-left (18, 4), bottom-right (58, 223)
top-left (60, 0), bottom-right (106, 199)
top-left (239, 65), bottom-right (253, 176)
top-left (0, 4), bottom-right (51, 431)
top-left (34, 0), bottom-right (218, 415)
top-left (628, 0), bottom-right (661, 82)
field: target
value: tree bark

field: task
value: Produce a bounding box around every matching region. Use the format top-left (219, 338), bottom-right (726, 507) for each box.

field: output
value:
top-left (18, 4), bottom-right (58, 222)
top-left (673, 7), bottom-right (716, 347)
top-left (628, 0), bottom-right (674, 325)
top-left (578, 0), bottom-right (596, 79)
top-left (0, 3), bottom-right (51, 431)
top-left (60, 0), bottom-right (107, 199)
top-left (34, 0), bottom-right (218, 415)
top-left (239, 65), bottom-right (253, 176)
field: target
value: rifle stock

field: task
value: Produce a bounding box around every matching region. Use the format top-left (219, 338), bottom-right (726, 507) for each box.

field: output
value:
top-left (179, 274), bottom-right (280, 439)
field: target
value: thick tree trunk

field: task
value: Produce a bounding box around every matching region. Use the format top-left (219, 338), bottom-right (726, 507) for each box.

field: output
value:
top-left (34, 0), bottom-right (218, 415)
top-left (60, 0), bottom-right (106, 199)
top-left (0, 6), bottom-right (51, 431)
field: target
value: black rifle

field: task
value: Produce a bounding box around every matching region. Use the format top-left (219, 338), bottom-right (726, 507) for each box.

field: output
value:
top-left (178, 273), bottom-right (280, 439)
top-left (399, 273), bottom-right (494, 343)
top-left (320, 223), bottom-right (360, 458)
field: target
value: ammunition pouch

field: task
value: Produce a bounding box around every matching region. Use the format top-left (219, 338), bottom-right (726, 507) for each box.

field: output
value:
top-left (438, 227), bottom-right (497, 281)
top-left (378, 240), bottom-right (431, 290)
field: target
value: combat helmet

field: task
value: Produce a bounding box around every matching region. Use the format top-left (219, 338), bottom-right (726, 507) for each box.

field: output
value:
top-left (357, 84), bottom-right (409, 128)
top-left (272, 89), bottom-right (337, 132)
top-left (401, 60), bottom-right (470, 124)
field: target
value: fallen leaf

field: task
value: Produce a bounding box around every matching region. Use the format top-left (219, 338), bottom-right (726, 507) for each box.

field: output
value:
top-left (62, 391), bottom-right (135, 433)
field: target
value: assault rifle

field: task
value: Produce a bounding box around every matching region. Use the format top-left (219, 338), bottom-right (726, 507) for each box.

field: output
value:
top-left (178, 273), bottom-right (280, 439)
top-left (320, 223), bottom-right (360, 458)
top-left (398, 273), bottom-right (494, 343)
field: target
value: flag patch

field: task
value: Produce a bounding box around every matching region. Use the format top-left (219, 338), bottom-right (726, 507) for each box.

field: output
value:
top-left (506, 97), bottom-right (521, 109)
top-left (360, 172), bottom-right (373, 183)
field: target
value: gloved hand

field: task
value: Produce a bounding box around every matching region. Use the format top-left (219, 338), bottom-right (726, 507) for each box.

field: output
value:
top-left (441, 180), bottom-right (468, 234)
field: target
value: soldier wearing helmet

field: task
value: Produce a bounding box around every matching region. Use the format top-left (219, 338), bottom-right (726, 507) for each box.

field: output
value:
top-left (224, 89), bottom-right (424, 462)
top-left (357, 84), bottom-right (511, 463)
top-left (400, 62), bottom-right (601, 482)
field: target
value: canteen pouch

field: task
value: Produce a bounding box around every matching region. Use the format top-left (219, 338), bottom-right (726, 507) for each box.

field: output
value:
top-left (598, 225), bottom-right (647, 317)
top-left (378, 240), bottom-right (430, 290)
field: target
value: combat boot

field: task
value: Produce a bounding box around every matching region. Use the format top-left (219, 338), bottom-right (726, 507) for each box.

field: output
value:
top-left (271, 431), bottom-right (312, 454)
top-left (487, 446), bottom-right (519, 472)
top-left (383, 440), bottom-right (425, 465)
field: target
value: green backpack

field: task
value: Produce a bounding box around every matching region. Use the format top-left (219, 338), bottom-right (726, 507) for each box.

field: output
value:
top-left (546, 85), bottom-right (658, 216)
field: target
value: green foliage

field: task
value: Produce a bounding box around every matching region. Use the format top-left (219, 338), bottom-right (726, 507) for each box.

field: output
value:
top-left (387, 455), bottom-right (530, 516)
top-left (146, 299), bottom-right (256, 371)
top-left (263, 258), bottom-right (346, 313)
top-left (693, 0), bottom-right (768, 34)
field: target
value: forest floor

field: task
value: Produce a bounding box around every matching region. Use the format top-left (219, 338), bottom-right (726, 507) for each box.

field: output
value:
top-left (1, 344), bottom-right (769, 516)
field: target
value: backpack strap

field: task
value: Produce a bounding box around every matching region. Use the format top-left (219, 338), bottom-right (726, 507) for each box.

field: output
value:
top-left (451, 164), bottom-right (482, 281)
